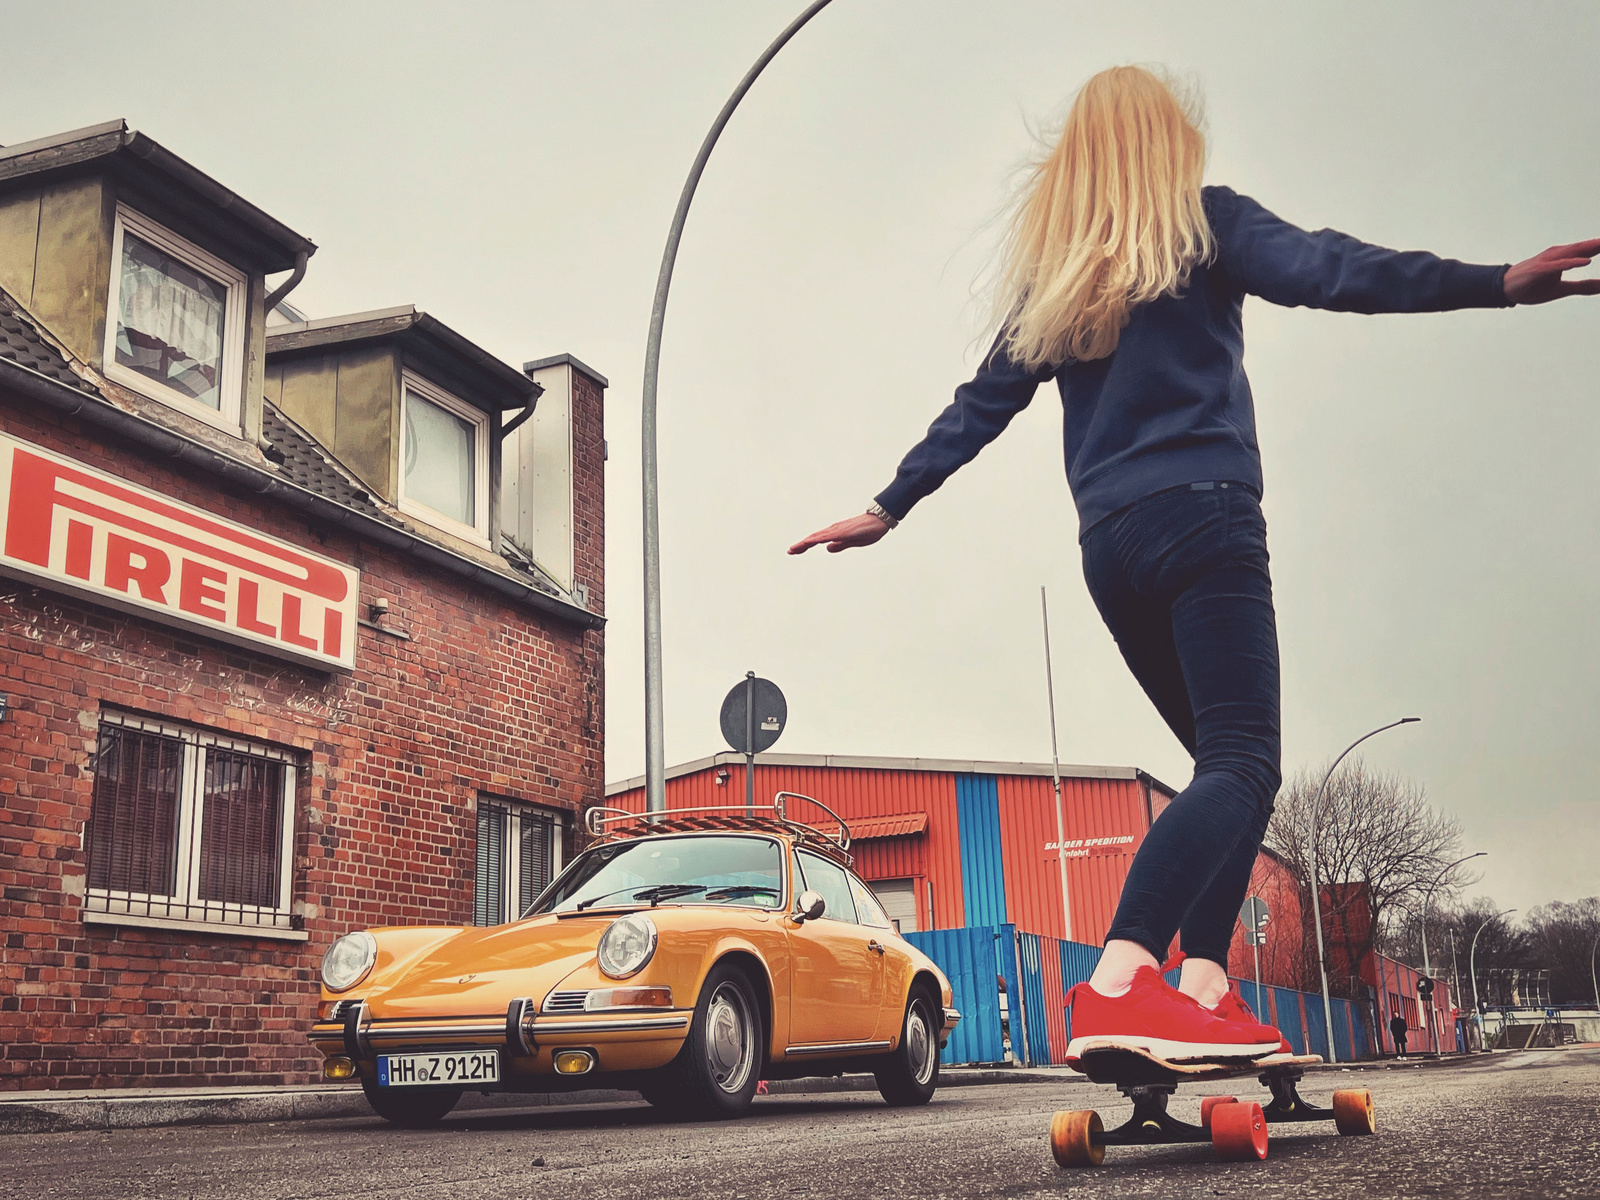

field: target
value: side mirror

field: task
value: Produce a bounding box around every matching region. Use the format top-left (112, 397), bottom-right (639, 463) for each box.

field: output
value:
top-left (793, 890), bottom-right (826, 922)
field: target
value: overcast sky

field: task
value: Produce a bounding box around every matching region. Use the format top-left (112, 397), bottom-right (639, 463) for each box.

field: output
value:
top-left (4, 1), bottom-right (1596, 916)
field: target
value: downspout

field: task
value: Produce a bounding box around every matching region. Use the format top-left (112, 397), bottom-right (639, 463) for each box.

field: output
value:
top-left (264, 250), bottom-right (310, 312)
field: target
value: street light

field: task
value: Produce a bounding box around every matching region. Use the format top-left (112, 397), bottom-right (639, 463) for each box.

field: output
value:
top-left (1307, 717), bottom-right (1420, 1065)
top-left (1470, 908), bottom-right (1517, 1050)
top-left (1591, 930), bottom-right (1599, 1014)
top-left (1419, 851), bottom-right (1487, 1053)
top-left (639, 0), bottom-right (836, 811)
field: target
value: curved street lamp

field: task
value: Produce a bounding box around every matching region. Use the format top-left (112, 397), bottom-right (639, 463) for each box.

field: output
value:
top-left (1591, 930), bottom-right (1599, 1014)
top-left (1307, 717), bottom-right (1420, 1064)
top-left (640, 0), bottom-right (836, 811)
top-left (1418, 851), bottom-right (1486, 1052)
top-left (1470, 907), bottom-right (1517, 1050)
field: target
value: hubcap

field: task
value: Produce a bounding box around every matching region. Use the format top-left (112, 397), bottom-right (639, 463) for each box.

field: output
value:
top-left (704, 982), bottom-right (755, 1093)
top-left (907, 1003), bottom-right (934, 1085)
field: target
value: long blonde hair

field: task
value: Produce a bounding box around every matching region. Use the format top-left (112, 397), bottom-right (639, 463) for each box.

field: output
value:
top-left (994, 66), bottom-right (1213, 368)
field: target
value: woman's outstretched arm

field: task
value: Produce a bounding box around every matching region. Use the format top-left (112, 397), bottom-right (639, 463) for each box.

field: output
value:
top-left (788, 335), bottom-right (1051, 555)
top-left (1503, 239), bottom-right (1600, 304)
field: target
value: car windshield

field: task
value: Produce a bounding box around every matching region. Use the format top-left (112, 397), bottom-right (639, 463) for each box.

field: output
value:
top-left (527, 835), bottom-right (785, 916)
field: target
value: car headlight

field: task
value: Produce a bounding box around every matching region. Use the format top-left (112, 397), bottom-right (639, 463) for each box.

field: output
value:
top-left (596, 914), bottom-right (657, 979)
top-left (321, 931), bottom-right (377, 992)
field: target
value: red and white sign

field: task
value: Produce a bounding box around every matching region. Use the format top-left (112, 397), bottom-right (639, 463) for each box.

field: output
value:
top-left (0, 432), bottom-right (358, 670)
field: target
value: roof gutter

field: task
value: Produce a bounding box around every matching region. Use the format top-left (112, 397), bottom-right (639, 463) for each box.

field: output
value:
top-left (0, 359), bottom-right (602, 631)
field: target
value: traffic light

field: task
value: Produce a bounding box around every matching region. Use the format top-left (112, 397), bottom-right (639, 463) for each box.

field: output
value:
top-left (1417, 976), bottom-right (1434, 1001)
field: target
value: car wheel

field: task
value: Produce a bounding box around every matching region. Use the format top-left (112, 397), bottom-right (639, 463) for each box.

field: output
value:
top-left (875, 987), bottom-right (940, 1107)
top-left (361, 1080), bottom-right (463, 1128)
top-left (664, 960), bottom-right (763, 1119)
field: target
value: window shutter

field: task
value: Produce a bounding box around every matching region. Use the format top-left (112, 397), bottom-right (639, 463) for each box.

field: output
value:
top-left (87, 725), bottom-right (183, 896)
top-left (517, 812), bottom-right (552, 916)
top-left (475, 803), bottom-right (506, 926)
top-left (198, 749), bottom-right (285, 908)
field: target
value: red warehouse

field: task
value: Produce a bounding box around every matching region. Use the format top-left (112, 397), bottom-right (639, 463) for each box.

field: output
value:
top-left (0, 121), bottom-right (607, 1090)
top-left (605, 753), bottom-right (1176, 947)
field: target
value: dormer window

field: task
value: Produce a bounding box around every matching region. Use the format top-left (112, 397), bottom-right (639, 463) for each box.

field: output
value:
top-left (103, 206), bottom-right (246, 430)
top-left (400, 370), bottom-right (489, 544)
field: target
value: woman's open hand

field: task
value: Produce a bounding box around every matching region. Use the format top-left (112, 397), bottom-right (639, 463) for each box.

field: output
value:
top-left (1503, 238), bottom-right (1600, 305)
top-left (787, 512), bottom-right (891, 555)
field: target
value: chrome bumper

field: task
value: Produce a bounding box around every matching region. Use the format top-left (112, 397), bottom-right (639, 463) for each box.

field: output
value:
top-left (310, 997), bottom-right (690, 1061)
top-left (940, 1007), bottom-right (962, 1047)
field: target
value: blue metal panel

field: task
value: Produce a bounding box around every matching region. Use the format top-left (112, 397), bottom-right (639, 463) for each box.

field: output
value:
top-left (1271, 987), bottom-right (1306, 1055)
top-left (955, 774), bottom-right (1007, 927)
top-left (905, 926), bottom-right (1007, 1065)
top-left (1329, 998), bottom-right (1353, 1062)
top-left (1015, 932), bottom-right (1052, 1067)
top-left (1304, 995), bottom-right (1330, 1059)
top-left (1232, 974), bottom-right (1272, 1020)
top-left (1059, 939), bottom-right (1101, 1044)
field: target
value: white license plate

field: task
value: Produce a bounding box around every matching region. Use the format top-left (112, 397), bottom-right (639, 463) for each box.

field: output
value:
top-left (377, 1050), bottom-right (500, 1088)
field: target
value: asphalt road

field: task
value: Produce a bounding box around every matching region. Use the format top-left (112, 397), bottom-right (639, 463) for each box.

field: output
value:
top-left (5, 1050), bottom-right (1596, 1200)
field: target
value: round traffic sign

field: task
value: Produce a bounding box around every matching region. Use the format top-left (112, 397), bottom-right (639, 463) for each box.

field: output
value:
top-left (719, 675), bottom-right (787, 754)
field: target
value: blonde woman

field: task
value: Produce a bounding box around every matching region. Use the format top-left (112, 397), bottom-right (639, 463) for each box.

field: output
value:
top-left (790, 66), bottom-right (1598, 1062)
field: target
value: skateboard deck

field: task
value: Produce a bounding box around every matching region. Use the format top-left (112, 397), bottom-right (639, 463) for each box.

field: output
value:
top-left (1050, 1045), bottom-right (1375, 1167)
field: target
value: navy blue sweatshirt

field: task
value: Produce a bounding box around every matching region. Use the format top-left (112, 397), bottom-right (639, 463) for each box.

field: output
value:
top-left (875, 186), bottom-right (1511, 535)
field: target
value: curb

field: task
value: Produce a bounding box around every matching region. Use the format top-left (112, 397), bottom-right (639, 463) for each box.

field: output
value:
top-left (0, 1068), bottom-right (1065, 1136)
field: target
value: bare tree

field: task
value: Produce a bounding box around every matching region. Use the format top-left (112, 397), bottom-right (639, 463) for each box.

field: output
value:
top-left (1265, 758), bottom-right (1466, 997)
top-left (1524, 898), bottom-right (1600, 1006)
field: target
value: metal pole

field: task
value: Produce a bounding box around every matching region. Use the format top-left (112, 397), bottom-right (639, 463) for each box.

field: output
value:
top-left (1252, 933), bottom-right (1262, 1017)
top-left (1470, 908), bottom-right (1516, 1050)
top-left (744, 670), bottom-right (756, 818)
top-left (1592, 931), bottom-right (1599, 1013)
top-left (1419, 851), bottom-right (1485, 1055)
top-left (1040, 587), bottom-right (1073, 942)
top-left (640, 0), bottom-right (837, 812)
top-left (1307, 717), bottom-right (1420, 1065)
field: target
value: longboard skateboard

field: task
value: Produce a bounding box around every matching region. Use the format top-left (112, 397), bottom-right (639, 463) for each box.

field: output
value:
top-left (1049, 1043), bottom-right (1376, 1166)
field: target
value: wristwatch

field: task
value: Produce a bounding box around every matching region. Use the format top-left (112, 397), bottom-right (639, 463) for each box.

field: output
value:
top-left (867, 501), bottom-right (899, 529)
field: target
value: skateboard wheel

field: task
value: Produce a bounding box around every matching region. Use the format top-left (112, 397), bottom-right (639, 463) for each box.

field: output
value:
top-left (1210, 1100), bottom-right (1269, 1161)
top-left (1050, 1109), bottom-right (1104, 1167)
top-left (1199, 1095), bottom-right (1238, 1130)
top-left (1331, 1088), bottom-right (1376, 1136)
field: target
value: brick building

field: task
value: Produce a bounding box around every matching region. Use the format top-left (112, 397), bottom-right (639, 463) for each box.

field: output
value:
top-left (0, 121), bottom-right (607, 1090)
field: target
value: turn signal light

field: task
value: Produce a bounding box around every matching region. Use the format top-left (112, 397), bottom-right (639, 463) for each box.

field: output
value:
top-left (553, 1050), bottom-right (595, 1075)
top-left (323, 1056), bottom-right (356, 1081)
top-left (585, 986), bottom-right (673, 1011)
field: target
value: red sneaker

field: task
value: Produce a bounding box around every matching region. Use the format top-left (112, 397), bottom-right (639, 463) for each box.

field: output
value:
top-left (1212, 987), bottom-right (1291, 1054)
top-left (1066, 967), bottom-right (1283, 1063)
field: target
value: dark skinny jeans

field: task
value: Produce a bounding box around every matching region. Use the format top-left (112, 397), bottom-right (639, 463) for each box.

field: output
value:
top-left (1081, 481), bottom-right (1282, 967)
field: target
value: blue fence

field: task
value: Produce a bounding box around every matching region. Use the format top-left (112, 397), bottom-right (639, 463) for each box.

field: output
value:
top-left (908, 924), bottom-right (1377, 1066)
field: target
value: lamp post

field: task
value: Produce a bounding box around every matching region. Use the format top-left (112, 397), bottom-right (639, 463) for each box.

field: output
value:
top-left (1307, 717), bottom-right (1420, 1065)
top-left (639, 0), bottom-right (836, 811)
top-left (1590, 930), bottom-right (1599, 1013)
top-left (1419, 851), bottom-right (1486, 1052)
top-left (1470, 908), bottom-right (1516, 1050)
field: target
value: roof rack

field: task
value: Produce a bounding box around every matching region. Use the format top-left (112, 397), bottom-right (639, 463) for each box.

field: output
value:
top-left (585, 792), bottom-right (853, 865)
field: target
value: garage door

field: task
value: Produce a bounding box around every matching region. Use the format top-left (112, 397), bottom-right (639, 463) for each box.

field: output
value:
top-left (872, 878), bottom-right (918, 933)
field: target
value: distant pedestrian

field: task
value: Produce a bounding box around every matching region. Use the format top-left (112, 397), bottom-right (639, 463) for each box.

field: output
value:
top-left (1391, 1014), bottom-right (1410, 1057)
top-left (790, 65), bottom-right (1598, 1064)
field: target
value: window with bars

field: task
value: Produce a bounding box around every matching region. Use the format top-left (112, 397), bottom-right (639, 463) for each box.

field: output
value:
top-left (85, 712), bottom-right (297, 933)
top-left (474, 799), bottom-right (562, 926)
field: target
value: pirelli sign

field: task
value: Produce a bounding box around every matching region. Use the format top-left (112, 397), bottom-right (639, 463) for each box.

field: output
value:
top-left (0, 432), bottom-right (358, 670)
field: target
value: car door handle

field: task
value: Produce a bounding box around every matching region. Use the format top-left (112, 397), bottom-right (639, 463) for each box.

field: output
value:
top-left (867, 940), bottom-right (885, 955)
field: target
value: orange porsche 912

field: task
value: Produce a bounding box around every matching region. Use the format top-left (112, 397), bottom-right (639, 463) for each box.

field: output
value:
top-left (310, 795), bottom-right (960, 1126)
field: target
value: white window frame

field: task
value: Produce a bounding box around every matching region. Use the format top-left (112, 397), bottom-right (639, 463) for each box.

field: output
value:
top-left (83, 711), bottom-right (299, 938)
top-left (102, 204), bottom-right (248, 433)
top-left (399, 370), bottom-right (491, 547)
top-left (476, 798), bottom-right (564, 926)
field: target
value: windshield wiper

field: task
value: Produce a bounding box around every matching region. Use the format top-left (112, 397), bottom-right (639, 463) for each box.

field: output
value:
top-left (702, 886), bottom-right (780, 901)
top-left (574, 883), bottom-right (706, 911)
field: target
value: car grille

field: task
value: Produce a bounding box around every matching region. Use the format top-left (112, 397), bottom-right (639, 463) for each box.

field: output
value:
top-left (542, 990), bottom-right (589, 1013)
